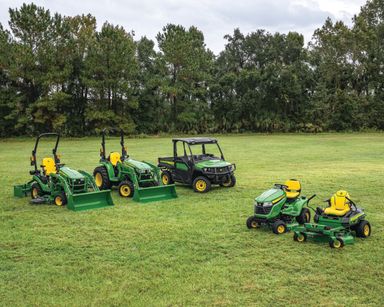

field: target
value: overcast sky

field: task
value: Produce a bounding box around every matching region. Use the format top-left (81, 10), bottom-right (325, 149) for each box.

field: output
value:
top-left (0, 0), bottom-right (366, 54)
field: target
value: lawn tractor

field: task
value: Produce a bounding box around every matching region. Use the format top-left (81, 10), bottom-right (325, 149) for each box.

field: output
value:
top-left (13, 133), bottom-right (114, 211)
top-left (292, 190), bottom-right (371, 248)
top-left (246, 180), bottom-right (315, 234)
top-left (93, 129), bottom-right (177, 203)
top-left (158, 137), bottom-right (236, 193)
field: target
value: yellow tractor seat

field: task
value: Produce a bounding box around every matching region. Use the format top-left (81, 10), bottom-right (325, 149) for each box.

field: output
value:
top-left (324, 190), bottom-right (351, 216)
top-left (284, 179), bottom-right (301, 199)
top-left (42, 157), bottom-right (57, 176)
top-left (109, 152), bottom-right (121, 166)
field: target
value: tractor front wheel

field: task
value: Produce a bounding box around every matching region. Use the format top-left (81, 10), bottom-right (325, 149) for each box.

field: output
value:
top-left (161, 171), bottom-right (174, 185)
top-left (93, 166), bottom-right (111, 190)
top-left (31, 182), bottom-right (42, 199)
top-left (272, 220), bottom-right (287, 235)
top-left (220, 174), bottom-right (236, 188)
top-left (54, 193), bottom-right (67, 207)
top-left (296, 208), bottom-right (311, 224)
top-left (355, 220), bottom-right (371, 238)
top-left (118, 181), bottom-right (134, 198)
top-left (193, 176), bottom-right (211, 193)
top-left (246, 216), bottom-right (261, 229)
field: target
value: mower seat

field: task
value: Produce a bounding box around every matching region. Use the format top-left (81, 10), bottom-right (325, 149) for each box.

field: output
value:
top-left (324, 190), bottom-right (351, 216)
top-left (42, 157), bottom-right (57, 176)
top-left (109, 152), bottom-right (121, 166)
top-left (284, 179), bottom-right (301, 199)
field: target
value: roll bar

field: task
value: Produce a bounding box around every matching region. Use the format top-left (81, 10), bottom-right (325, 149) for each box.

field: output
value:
top-left (30, 133), bottom-right (60, 173)
top-left (100, 129), bottom-right (128, 161)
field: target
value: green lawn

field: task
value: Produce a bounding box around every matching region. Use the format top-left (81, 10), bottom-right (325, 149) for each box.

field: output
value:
top-left (1, 134), bottom-right (384, 306)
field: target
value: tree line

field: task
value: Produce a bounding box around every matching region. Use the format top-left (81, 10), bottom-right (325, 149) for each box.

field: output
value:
top-left (0, 0), bottom-right (383, 136)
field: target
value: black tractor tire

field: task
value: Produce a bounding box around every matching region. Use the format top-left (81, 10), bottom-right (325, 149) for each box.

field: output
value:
top-left (329, 238), bottom-right (344, 249)
top-left (31, 182), bottom-right (43, 199)
top-left (54, 192), bottom-right (67, 207)
top-left (246, 216), bottom-right (261, 229)
top-left (296, 208), bottom-right (311, 224)
top-left (220, 174), bottom-right (236, 188)
top-left (314, 214), bottom-right (320, 223)
top-left (272, 220), bottom-right (287, 235)
top-left (355, 220), bottom-right (371, 238)
top-left (118, 180), bottom-right (134, 198)
top-left (93, 166), bottom-right (111, 190)
top-left (161, 171), bottom-right (174, 185)
top-left (293, 232), bottom-right (307, 242)
top-left (192, 176), bottom-right (211, 193)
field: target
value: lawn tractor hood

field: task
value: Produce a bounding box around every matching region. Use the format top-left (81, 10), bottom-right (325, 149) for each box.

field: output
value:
top-left (124, 159), bottom-right (152, 172)
top-left (255, 188), bottom-right (286, 205)
top-left (195, 160), bottom-right (234, 173)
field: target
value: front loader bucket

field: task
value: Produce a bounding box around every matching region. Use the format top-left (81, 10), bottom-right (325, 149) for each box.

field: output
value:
top-left (66, 190), bottom-right (114, 211)
top-left (133, 184), bottom-right (177, 203)
top-left (14, 184), bottom-right (31, 197)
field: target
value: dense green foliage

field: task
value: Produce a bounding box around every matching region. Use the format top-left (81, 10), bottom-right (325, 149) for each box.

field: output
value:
top-left (1, 134), bottom-right (384, 305)
top-left (1, 1), bottom-right (384, 136)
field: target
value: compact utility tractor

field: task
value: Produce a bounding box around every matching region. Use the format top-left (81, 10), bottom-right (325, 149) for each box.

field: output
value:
top-left (14, 133), bottom-right (114, 211)
top-left (158, 137), bottom-right (236, 193)
top-left (246, 179), bottom-right (315, 234)
top-left (93, 129), bottom-right (177, 203)
top-left (292, 190), bottom-right (371, 248)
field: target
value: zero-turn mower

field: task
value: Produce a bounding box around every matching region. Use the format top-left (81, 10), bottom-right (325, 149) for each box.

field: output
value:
top-left (246, 179), bottom-right (315, 234)
top-left (292, 190), bottom-right (371, 248)
top-left (14, 133), bottom-right (114, 211)
top-left (93, 129), bottom-right (177, 203)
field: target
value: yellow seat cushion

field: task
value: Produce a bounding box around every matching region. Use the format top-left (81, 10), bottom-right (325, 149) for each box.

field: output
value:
top-left (324, 190), bottom-right (351, 216)
top-left (42, 157), bottom-right (57, 176)
top-left (109, 152), bottom-right (121, 166)
top-left (284, 179), bottom-right (301, 199)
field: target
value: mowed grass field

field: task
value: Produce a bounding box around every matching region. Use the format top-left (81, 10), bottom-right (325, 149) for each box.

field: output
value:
top-left (1, 133), bottom-right (384, 306)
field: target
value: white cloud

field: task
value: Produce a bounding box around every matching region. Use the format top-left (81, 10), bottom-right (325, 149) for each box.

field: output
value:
top-left (0, 0), bottom-right (367, 54)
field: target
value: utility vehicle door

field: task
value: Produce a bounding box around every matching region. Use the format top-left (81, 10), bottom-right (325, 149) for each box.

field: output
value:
top-left (173, 141), bottom-right (192, 184)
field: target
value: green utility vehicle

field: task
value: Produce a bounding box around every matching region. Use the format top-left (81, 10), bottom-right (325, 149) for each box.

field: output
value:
top-left (14, 133), bottom-right (114, 211)
top-left (292, 190), bottom-right (371, 248)
top-left (158, 137), bottom-right (236, 193)
top-left (246, 180), bottom-right (315, 234)
top-left (93, 129), bottom-right (177, 203)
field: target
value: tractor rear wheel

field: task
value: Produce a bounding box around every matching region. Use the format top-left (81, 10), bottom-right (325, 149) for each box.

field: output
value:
top-left (246, 216), bottom-right (261, 229)
top-left (93, 166), bottom-right (111, 190)
top-left (220, 174), bottom-right (236, 188)
top-left (355, 220), bottom-right (371, 238)
top-left (272, 220), bottom-right (287, 235)
top-left (31, 182), bottom-right (42, 199)
top-left (193, 176), bottom-right (211, 193)
top-left (296, 208), bottom-right (311, 224)
top-left (54, 192), bottom-right (67, 207)
top-left (118, 181), bottom-right (134, 198)
top-left (161, 171), bottom-right (174, 185)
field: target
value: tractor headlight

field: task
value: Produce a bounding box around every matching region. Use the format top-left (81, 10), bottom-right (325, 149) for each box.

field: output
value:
top-left (263, 202), bottom-right (273, 207)
top-left (203, 167), bottom-right (213, 172)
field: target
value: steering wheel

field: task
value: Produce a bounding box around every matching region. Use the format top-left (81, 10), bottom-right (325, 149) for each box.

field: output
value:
top-left (274, 183), bottom-right (288, 190)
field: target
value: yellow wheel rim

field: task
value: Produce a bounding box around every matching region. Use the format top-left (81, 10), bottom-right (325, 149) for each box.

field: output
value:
top-left (297, 234), bottom-right (305, 242)
top-left (222, 178), bottom-right (231, 187)
top-left (55, 196), bottom-right (63, 206)
top-left (120, 185), bottom-right (131, 197)
top-left (277, 225), bottom-right (285, 234)
top-left (333, 240), bottom-right (341, 248)
top-left (251, 221), bottom-right (258, 228)
top-left (32, 188), bottom-right (38, 198)
top-left (363, 224), bottom-right (370, 236)
top-left (95, 173), bottom-right (103, 187)
top-left (196, 179), bottom-right (207, 192)
top-left (305, 212), bottom-right (310, 221)
top-left (162, 175), bottom-right (169, 185)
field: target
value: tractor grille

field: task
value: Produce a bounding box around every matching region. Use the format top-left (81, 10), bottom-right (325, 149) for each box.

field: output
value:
top-left (255, 204), bottom-right (272, 215)
top-left (70, 179), bottom-right (86, 193)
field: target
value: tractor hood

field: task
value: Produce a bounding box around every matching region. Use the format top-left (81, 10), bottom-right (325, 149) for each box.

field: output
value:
top-left (123, 158), bottom-right (152, 171)
top-left (59, 166), bottom-right (84, 179)
top-left (195, 159), bottom-right (231, 169)
top-left (255, 188), bottom-right (286, 203)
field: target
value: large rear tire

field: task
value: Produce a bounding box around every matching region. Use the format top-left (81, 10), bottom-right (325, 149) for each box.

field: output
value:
top-left (93, 166), bottom-right (111, 190)
top-left (296, 208), bottom-right (311, 224)
top-left (355, 220), bottom-right (371, 238)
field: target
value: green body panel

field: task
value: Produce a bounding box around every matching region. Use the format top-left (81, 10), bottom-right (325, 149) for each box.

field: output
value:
top-left (194, 159), bottom-right (231, 170)
top-left (14, 182), bottom-right (32, 197)
top-left (175, 162), bottom-right (188, 171)
top-left (98, 157), bottom-right (177, 203)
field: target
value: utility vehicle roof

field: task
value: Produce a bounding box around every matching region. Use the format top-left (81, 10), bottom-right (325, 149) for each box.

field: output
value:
top-left (172, 137), bottom-right (218, 144)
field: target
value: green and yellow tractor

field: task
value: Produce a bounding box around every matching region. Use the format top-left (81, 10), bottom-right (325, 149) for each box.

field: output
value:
top-left (14, 133), bottom-right (114, 211)
top-left (93, 129), bottom-right (177, 203)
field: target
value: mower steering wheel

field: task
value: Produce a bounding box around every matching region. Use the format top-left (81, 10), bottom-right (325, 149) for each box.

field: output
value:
top-left (274, 183), bottom-right (288, 190)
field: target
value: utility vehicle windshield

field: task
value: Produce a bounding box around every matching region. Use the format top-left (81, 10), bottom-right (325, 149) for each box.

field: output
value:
top-left (188, 143), bottom-right (223, 161)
